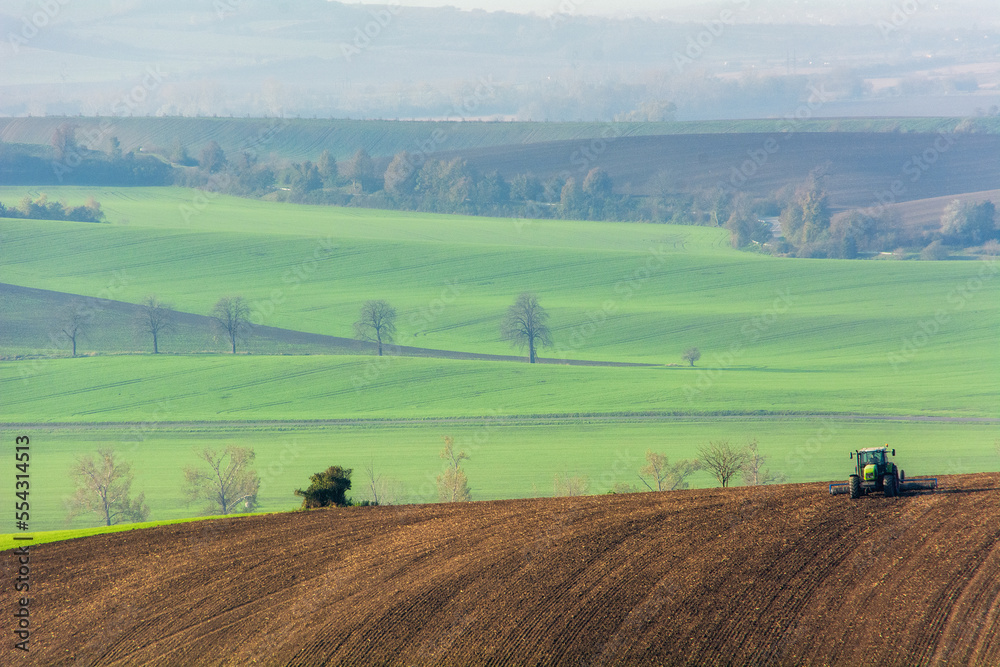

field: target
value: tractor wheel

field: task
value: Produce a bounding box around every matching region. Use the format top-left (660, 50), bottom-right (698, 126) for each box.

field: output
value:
top-left (883, 474), bottom-right (896, 497)
top-left (900, 470), bottom-right (905, 484)
top-left (849, 475), bottom-right (861, 499)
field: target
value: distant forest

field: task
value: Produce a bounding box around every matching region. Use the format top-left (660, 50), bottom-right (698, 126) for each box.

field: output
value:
top-left (2, 124), bottom-right (998, 259)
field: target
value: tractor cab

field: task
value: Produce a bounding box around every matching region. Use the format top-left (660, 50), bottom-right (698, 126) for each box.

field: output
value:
top-left (859, 449), bottom-right (887, 467)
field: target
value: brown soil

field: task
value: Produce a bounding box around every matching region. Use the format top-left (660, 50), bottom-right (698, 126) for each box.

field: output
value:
top-left (6, 473), bottom-right (1000, 666)
top-left (447, 132), bottom-right (1000, 211)
top-left (872, 188), bottom-right (1000, 235)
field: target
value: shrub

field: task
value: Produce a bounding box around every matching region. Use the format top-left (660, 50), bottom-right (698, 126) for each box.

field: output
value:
top-left (295, 466), bottom-right (353, 509)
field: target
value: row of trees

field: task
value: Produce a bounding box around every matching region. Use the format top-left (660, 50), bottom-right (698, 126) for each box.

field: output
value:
top-left (160, 136), bottom-right (631, 222)
top-left (14, 126), bottom-right (998, 258)
top-left (0, 194), bottom-right (105, 222)
top-left (67, 436), bottom-right (782, 527)
top-left (57, 291), bottom-right (556, 362)
top-left (278, 148), bottom-right (627, 221)
top-left (717, 172), bottom-right (1000, 258)
top-left (68, 446), bottom-right (259, 527)
top-left (610, 439), bottom-right (783, 494)
top-left (54, 295), bottom-right (247, 357)
top-left (0, 125), bottom-right (173, 186)
top-left (58, 291), bottom-right (706, 367)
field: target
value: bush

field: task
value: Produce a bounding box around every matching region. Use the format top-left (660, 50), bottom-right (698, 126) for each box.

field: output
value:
top-left (295, 466), bottom-right (353, 509)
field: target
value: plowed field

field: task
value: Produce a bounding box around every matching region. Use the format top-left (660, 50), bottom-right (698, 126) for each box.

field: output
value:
top-left (7, 473), bottom-right (1000, 666)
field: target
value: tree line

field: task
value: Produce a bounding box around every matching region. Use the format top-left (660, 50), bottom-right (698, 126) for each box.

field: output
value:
top-left (56, 291), bottom-right (708, 367)
top-left (0, 126), bottom-right (172, 186)
top-left (12, 126), bottom-right (997, 258)
top-left (67, 436), bottom-right (782, 527)
top-left (0, 194), bottom-right (105, 223)
top-left (715, 172), bottom-right (1000, 258)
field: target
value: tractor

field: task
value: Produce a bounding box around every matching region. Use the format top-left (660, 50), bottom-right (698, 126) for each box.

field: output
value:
top-left (828, 445), bottom-right (938, 497)
top-left (848, 446), bottom-right (900, 498)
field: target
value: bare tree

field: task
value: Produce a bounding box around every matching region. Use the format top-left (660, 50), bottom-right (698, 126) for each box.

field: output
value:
top-left (501, 292), bottom-right (552, 363)
top-left (638, 450), bottom-right (700, 492)
top-left (437, 436), bottom-right (471, 502)
top-left (183, 446), bottom-right (260, 515)
top-left (682, 347), bottom-right (701, 367)
top-left (58, 302), bottom-right (87, 357)
top-left (554, 473), bottom-right (590, 497)
top-left (139, 294), bottom-right (174, 354)
top-left (353, 299), bottom-right (397, 356)
top-left (361, 458), bottom-right (402, 506)
top-left (211, 296), bottom-right (251, 353)
top-left (697, 439), bottom-right (750, 488)
top-left (741, 439), bottom-right (785, 486)
top-left (68, 449), bottom-right (149, 527)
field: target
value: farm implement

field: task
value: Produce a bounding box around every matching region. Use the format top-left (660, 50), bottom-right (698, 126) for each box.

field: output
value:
top-left (828, 446), bottom-right (938, 497)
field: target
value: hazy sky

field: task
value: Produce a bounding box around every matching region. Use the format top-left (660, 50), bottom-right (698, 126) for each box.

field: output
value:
top-left (345, 0), bottom-right (724, 18)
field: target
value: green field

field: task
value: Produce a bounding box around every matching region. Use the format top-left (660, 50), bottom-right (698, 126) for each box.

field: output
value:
top-left (1, 185), bottom-right (998, 533)
top-left (3, 419), bottom-right (998, 534)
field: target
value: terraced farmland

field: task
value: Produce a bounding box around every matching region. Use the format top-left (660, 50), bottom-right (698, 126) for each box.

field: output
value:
top-left (7, 473), bottom-right (1000, 666)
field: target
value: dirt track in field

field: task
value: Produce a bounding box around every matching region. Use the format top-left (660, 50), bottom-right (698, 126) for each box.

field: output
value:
top-left (6, 473), bottom-right (1000, 666)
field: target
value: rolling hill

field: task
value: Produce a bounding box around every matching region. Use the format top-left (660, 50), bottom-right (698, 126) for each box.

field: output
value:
top-left (6, 473), bottom-right (999, 665)
top-left (878, 188), bottom-right (1000, 236)
top-left (445, 131), bottom-right (1000, 211)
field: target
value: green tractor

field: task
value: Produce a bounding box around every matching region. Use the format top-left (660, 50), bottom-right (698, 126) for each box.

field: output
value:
top-left (847, 446), bottom-right (901, 499)
top-left (829, 446), bottom-right (938, 497)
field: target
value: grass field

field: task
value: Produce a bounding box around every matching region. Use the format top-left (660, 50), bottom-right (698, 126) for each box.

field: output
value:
top-left (1, 185), bottom-right (997, 533)
top-left (3, 419), bottom-right (997, 533)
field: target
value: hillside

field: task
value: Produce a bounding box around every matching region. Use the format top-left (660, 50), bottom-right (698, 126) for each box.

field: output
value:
top-left (446, 131), bottom-right (1000, 211)
top-left (7, 473), bottom-right (999, 666)
top-left (3, 117), bottom-right (993, 164)
top-left (878, 188), bottom-right (1000, 235)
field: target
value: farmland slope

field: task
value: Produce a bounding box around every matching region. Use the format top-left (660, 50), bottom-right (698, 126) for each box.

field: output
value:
top-left (4, 474), bottom-right (998, 666)
top-left (2, 117), bottom-right (994, 163)
top-left (446, 132), bottom-right (1000, 210)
